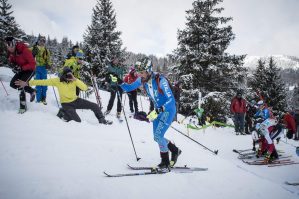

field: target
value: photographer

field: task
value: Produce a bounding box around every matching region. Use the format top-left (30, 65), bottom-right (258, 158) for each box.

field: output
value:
top-left (15, 67), bottom-right (112, 125)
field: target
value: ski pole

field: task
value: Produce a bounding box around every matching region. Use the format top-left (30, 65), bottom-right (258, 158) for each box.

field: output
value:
top-left (170, 125), bottom-right (219, 155)
top-left (0, 80), bottom-right (9, 96)
top-left (48, 74), bottom-right (60, 108)
top-left (116, 89), bottom-right (141, 161)
top-left (139, 95), bottom-right (143, 111)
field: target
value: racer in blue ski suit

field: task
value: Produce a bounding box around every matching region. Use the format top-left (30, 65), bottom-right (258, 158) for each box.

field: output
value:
top-left (120, 58), bottom-right (181, 169)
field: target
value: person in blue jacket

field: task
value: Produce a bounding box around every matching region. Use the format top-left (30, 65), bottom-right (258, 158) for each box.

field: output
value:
top-left (254, 100), bottom-right (271, 120)
top-left (120, 58), bottom-right (181, 170)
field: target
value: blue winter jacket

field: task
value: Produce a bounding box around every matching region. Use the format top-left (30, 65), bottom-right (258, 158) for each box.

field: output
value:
top-left (120, 72), bottom-right (176, 111)
top-left (254, 108), bottom-right (270, 120)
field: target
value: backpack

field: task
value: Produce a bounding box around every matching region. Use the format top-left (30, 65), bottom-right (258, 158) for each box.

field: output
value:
top-left (133, 111), bottom-right (150, 123)
top-left (154, 73), bottom-right (175, 96)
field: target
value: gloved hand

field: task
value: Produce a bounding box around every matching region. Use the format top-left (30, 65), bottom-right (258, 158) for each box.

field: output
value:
top-left (110, 74), bottom-right (118, 83)
top-left (147, 110), bottom-right (158, 121)
top-left (146, 106), bottom-right (164, 121)
top-left (263, 152), bottom-right (271, 164)
top-left (256, 149), bottom-right (263, 158)
top-left (155, 106), bottom-right (164, 114)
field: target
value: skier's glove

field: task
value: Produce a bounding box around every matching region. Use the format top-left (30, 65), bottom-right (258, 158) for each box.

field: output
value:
top-left (147, 110), bottom-right (158, 121)
top-left (110, 74), bottom-right (118, 83)
top-left (263, 152), bottom-right (271, 164)
top-left (256, 149), bottom-right (262, 158)
top-left (155, 106), bottom-right (164, 114)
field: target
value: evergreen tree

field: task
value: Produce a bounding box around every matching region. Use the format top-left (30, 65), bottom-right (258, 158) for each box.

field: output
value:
top-left (291, 86), bottom-right (299, 109)
top-left (249, 58), bottom-right (267, 97)
top-left (83, 0), bottom-right (125, 78)
top-left (264, 57), bottom-right (287, 113)
top-left (0, 0), bottom-right (25, 64)
top-left (173, 0), bottom-right (246, 115)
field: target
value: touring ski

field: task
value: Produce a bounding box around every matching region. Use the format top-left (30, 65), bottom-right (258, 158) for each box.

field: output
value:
top-left (285, 181), bottom-right (299, 186)
top-left (103, 170), bottom-right (169, 177)
top-left (127, 164), bottom-right (208, 172)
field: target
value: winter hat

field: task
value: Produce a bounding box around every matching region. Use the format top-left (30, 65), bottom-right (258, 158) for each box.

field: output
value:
top-left (129, 67), bottom-right (136, 74)
top-left (76, 50), bottom-right (84, 60)
top-left (62, 67), bottom-right (72, 75)
top-left (72, 45), bottom-right (79, 50)
top-left (5, 36), bottom-right (16, 47)
top-left (38, 35), bottom-right (46, 42)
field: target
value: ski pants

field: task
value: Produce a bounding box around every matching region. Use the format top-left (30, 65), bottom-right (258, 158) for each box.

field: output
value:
top-left (107, 86), bottom-right (123, 113)
top-left (61, 98), bottom-right (104, 122)
top-left (10, 70), bottom-right (35, 94)
top-left (234, 113), bottom-right (245, 133)
top-left (127, 90), bottom-right (138, 113)
top-left (153, 109), bottom-right (176, 152)
top-left (35, 66), bottom-right (48, 102)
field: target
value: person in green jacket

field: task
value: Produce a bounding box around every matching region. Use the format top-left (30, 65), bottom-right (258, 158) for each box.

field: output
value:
top-left (104, 58), bottom-right (126, 118)
top-left (31, 35), bottom-right (52, 105)
top-left (15, 67), bottom-right (112, 125)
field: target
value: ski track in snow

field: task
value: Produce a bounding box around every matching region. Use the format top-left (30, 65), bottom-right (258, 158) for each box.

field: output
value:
top-left (0, 67), bottom-right (299, 199)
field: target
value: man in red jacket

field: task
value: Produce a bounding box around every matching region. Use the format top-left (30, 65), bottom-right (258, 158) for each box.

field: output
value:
top-left (230, 90), bottom-right (247, 135)
top-left (123, 67), bottom-right (139, 115)
top-left (283, 111), bottom-right (297, 140)
top-left (5, 37), bottom-right (36, 113)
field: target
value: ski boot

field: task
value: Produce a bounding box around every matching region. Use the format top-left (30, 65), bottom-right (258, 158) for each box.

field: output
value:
top-left (30, 91), bottom-right (36, 102)
top-left (56, 108), bottom-right (69, 122)
top-left (18, 108), bottom-right (26, 114)
top-left (116, 112), bottom-right (121, 118)
top-left (41, 96), bottom-right (47, 105)
top-left (104, 109), bottom-right (111, 115)
top-left (168, 142), bottom-right (182, 167)
top-left (99, 117), bottom-right (113, 125)
top-left (19, 90), bottom-right (27, 114)
top-left (153, 152), bottom-right (171, 173)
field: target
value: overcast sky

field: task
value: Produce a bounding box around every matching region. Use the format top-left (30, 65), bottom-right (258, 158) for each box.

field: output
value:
top-left (10, 0), bottom-right (299, 57)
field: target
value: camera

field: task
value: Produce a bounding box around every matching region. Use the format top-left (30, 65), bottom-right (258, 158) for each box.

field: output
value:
top-left (66, 74), bottom-right (73, 79)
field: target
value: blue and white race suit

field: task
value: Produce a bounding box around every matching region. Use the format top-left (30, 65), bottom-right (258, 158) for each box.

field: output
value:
top-left (121, 72), bottom-right (176, 152)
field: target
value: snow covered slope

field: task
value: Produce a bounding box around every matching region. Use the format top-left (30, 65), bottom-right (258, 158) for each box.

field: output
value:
top-left (244, 55), bottom-right (299, 70)
top-left (0, 67), bottom-right (299, 199)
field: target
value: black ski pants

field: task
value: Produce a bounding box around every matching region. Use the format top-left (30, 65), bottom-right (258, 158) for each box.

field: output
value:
top-left (10, 70), bottom-right (35, 93)
top-left (107, 86), bottom-right (123, 113)
top-left (127, 90), bottom-right (138, 113)
top-left (61, 98), bottom-right (104, 122)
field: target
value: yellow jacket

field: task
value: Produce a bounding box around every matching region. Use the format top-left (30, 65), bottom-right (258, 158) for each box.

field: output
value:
top-left (29, 78), bottom-right (88, 103)
top-left (63, 57), bottom-right (81, 78)
top-left (30, 45), bottom-right (52, 66)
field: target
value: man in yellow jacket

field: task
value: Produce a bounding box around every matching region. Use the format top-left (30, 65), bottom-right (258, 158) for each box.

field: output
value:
top-left (15, 67), bottom-right (112, 125)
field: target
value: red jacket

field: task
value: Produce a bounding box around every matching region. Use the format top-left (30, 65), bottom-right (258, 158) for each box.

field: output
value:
top-left (283, 113), bottom-right (297, 133)
top-left (124, 73), bottom-right (138, 84)
top-left (230, 97), bottom-right (246, 113)
top-left (8, 42), bottom-right (36, 71)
